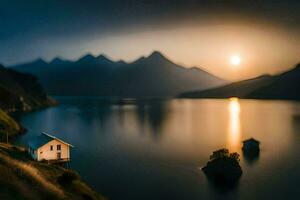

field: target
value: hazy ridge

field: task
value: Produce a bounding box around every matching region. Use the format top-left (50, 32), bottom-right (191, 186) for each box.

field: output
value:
top-left (11, 51), bottom-right (227, 98)
top-left (180, 63), bottom-right (300, 100)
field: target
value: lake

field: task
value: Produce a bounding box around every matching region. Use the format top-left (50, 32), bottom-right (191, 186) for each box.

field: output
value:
top-left (15, 97), bottom-right (300, 200)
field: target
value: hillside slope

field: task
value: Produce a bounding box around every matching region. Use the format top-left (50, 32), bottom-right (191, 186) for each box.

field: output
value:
top-left (248, 64), bottom-right (300, 100)
top-left (180, 63), bottom-right (300, 100)
top-left (0, 64), bottom-right (56, 140)
top-left (180, 75), bottom-right (274, 98)
top-left (0, 65), bottom-right (105, 199)
top-left (0, 65), bottom-right (55, 112)
top-left (0, 143), bottom-right (105, 200)
top-left (0, 110), bottom-right (23, 140)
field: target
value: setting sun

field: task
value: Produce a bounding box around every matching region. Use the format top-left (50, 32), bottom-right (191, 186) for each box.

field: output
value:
top-left (1, 1), bottom-right (300, 199)
top-left (230, 55), bottom-right (241, 66)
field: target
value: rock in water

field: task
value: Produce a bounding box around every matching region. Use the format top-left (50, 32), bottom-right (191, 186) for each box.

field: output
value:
top-left (202, 148), bottom-right (242, 183)
top-left (242, 138), bottom-right (260, 158)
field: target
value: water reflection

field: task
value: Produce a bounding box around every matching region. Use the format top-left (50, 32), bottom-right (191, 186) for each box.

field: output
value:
top-left (243, 151), bottom-right (260, 165)
top-left (14, 98), bottom-right (300, 200)
top-left (227, 98), bottom-right (241, 152)
top-left (135, 101), bottom-right (168, 139)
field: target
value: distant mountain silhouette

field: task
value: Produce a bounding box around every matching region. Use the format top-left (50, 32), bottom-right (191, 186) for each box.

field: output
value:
top-left (249, 64), bottom-right (300, 100)
top-left (180, 63), bottom-right (300, 100)
top-left (12, 51), bottom-right (227, 97)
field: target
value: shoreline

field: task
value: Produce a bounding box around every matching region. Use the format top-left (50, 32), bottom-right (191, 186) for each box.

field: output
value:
top-left (0, 100), bottom-right (106, 199)
top-left (0, 143), bottom-right (105, 200)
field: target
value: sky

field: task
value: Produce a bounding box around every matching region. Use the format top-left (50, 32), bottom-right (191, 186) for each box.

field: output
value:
top-left (0, 0), bottom-right (300, 80)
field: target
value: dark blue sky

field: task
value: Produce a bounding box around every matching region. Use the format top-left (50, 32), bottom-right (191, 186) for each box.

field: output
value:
top-left (1, 0), bottom-right (299, 69)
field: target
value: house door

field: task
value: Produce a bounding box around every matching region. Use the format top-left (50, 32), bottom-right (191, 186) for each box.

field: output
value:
top-left (57, 152), bottom-right (61, 159)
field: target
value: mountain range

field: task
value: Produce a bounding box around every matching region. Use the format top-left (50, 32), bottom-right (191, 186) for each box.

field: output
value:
top-left (180, 63), bottom-right (300, 100)
top-left (11, 51), bottom-right (227, 98)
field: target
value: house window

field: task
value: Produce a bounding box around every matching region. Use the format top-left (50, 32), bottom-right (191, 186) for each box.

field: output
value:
top-left (57, 145), bottom-right (61, 150)
top-left (50, 145), bottom-right (53, 151)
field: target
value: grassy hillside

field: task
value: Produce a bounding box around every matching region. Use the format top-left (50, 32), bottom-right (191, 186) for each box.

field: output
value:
top-left (0, 109), bottom-right (23, 140)
top-left (0, 111), bottom-right (106, 199)
top-left (0, 65), bottom-right (105, 199)
top-left (0, 143), bottom-right (105, 200)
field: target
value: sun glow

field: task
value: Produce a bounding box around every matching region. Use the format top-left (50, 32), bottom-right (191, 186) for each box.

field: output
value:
top-left (230, 55), bottom-right (241, 66)
top-left (228, 97), bottom-right (241, 151)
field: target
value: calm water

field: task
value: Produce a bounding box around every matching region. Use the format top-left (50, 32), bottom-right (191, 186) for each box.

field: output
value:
top-left (15, 97), bottom-right (300, 200)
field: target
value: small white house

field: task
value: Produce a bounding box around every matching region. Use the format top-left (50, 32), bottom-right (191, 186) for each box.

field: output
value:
top-left (28, 132), bottom-right (73, 162)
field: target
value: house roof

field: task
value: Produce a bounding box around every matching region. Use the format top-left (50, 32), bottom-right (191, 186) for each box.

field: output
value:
top-left (28, 132), bottom-right (74, 149)
top-left (242, 138), bottom-right (260, 144)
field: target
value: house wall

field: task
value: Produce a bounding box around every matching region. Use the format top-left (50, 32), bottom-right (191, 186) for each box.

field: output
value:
top-left (36, 140), bottom-right (70, 161)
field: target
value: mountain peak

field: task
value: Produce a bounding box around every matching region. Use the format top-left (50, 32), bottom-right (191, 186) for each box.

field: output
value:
top-left (78, 54), bottom-right (96, 62)
top-left (143, 51), bottom-right (172, 65)
top-left (117, 59), bottom-right (127, 65)
top-left (148, 51), bottom-right (166, 60)
top-left (50, 57), bottom-right (65, 65)
top-left (10, 51), bottom-right (226, 98)
top-left (132, 56), bottom-right (146, 64)
top-left (96, 54), bottom-right (113, 63)
top-left (97, 54), bottom-right (108, 59)
top-left (33, 58), bottom-right (47, 65)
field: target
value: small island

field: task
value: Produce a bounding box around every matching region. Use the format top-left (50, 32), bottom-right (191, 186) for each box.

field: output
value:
top-left (202, 148), bottom-right (242, 184)
top-left (242, 138), bottom-right (260, 161)
top-left (242, 138), bottom-right (260, 155)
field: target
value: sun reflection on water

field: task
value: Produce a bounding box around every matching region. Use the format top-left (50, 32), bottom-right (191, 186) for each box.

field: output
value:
top-left (228, 97), bottom-right (241, 151)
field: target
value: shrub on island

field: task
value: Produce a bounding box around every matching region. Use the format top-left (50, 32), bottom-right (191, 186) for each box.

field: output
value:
top-left (202, 148), bottom-right (242, 184)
